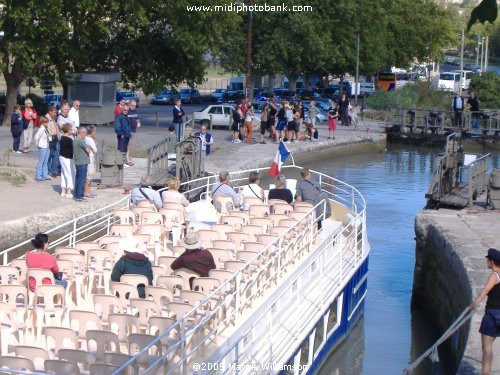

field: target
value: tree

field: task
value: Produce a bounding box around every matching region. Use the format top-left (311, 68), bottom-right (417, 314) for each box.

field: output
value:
top-left (0, 0), bottom-right (70, 126)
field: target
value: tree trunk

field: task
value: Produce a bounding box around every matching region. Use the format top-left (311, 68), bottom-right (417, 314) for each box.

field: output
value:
top-left (2, 70), bottom-right (23, 128)
top-left (288, 76), bottom-right (297, 92)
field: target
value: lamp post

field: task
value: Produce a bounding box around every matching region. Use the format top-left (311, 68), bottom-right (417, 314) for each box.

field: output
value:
top-left (245, 0), bottom-right (254, 101)
top-left (459, 28), bottom-right (464, 95)
top-left (355, 33), bottom-right (360, 107)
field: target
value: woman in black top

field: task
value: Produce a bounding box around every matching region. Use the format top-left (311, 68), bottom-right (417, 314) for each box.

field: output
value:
top-left (58, 123), bottom-right (75, 198)
top-left (268, 175), bottom-right (293, 204)
top-left (232, 103), bottom-right (243, 144)
top-left (471, 248), bottom-right (500, 375)
top-left (338, 93), bottom-right (350, 126)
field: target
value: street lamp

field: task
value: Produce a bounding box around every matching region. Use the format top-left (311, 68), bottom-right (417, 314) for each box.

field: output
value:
top-left (245, 0), bottom-right (254, 100)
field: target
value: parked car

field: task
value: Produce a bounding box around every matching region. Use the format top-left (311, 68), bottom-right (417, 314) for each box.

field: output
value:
top-left (179, 88), bottom-right (201, 104)
top-left (217, 90), bottom-right (245, 104)
top-left (43, 94), bottom-right (63, 109)
top-left (193, 105), bottom-right (235, 128)
top-left (255, 90), bottom-right (275, 101)
top-left (116, 91), bottom-right (140, 105)
top-left (272, 88), bottom-right (295, 101)
top-left (211, 88), bottom-right (227, 102)
top-left (294, 89), bottom-right (318, 101)
top-left (151, 88), bottom-right (178, 105)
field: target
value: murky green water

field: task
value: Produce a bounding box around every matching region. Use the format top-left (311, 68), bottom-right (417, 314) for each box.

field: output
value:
top-left (309, 145), bottom-right (500, 375)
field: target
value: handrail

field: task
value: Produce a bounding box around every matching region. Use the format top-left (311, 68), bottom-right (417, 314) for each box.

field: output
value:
top-left (402, 307), bottom-right (475, 374)
top-left (112, 165), bottom-right (367, 375)
top-left (0, 195), bottom-right (130, 264)
top-left (464, 153), bottom-right (491, 207)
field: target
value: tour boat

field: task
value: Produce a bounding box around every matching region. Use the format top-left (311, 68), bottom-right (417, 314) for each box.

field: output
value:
top-left (0, 164), bottom-right (369, 375)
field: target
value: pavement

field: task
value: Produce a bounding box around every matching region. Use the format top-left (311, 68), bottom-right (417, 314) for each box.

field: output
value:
top-left (0, 109), bottom-right (386, 250)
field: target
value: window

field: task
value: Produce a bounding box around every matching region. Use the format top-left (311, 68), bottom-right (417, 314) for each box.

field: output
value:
top-left (224, 106), bottom-right (233, 115)
top-left (439, 73), bottom-right (455, 81)
top-left (208, 106), bottom-right (223, 115)
top-left (313, 318), bottom-right (325, 355)
top-left (326, 297), bottom-right (340, 334)
top-left (299, 340), bottom-right (309, 367)
top-left (71, 82), bottom-right (100, 104)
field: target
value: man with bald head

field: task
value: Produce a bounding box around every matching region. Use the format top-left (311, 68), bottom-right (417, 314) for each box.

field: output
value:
top-left (69, 100), bottom-right (80, 132)
top-left (73, 127), bottom-right (91, 201)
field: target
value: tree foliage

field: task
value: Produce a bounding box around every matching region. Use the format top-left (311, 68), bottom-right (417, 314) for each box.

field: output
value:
top-left (469, 71), bottom-right (500, 108)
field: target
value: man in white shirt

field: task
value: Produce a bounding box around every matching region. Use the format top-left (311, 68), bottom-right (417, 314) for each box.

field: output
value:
top-left (68, 100), bottom-right (80, 131)
top-left (57, 104), bottom-right (75, 136)
top-left (131, 175), bottom-right (163, 210)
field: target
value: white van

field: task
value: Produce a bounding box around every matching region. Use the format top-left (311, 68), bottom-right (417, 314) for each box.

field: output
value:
top-left (437, 72), bottom-right (460, 92)
top-left (452, 70), bottom-right (473, 90)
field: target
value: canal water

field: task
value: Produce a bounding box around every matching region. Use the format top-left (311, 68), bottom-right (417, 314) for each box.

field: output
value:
top-left (309, 144), bottom-right (500, 375)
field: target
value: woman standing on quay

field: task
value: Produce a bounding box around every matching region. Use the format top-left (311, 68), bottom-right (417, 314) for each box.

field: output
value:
top-left (471, 248), bottom-right (500, 375)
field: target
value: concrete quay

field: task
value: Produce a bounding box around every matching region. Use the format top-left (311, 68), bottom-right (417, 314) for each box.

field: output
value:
top-left (0, 120), bottom-right (385, 251)
top-left (413, 207), bottom-right (500, 374)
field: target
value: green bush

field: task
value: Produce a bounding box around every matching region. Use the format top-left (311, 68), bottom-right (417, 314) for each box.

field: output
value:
top-left (365, 81), bottom-right (454, 111)
top-left (469, 72), bottom-right (500, 109)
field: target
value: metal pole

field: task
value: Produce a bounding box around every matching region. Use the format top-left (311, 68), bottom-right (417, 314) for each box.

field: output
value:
top-left (485, 35), bottom-right (489, 72)
top-left (476, 34), bottom-right (480, 68)
top-left (155, 112), bottom-right (159, 127)
top-left (459, 29), bottom-right (464, 95)
top-left (245, 0), bottom-right (254, 101)
top-left (355, 33), bottom-right (360, 107)
top-left (480, 37), bottom-right (485, 72)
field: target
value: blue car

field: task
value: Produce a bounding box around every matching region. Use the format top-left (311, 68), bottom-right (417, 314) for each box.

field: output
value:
top-left (179, 88), bottom-right (201, 104)
top-left (116, 91), bottom-right (140, 105)
top-left (151, 89), bottom-right (178, 105)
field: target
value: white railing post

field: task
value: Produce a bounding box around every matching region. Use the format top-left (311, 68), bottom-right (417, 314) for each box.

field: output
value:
top-left (179, 321), bottom-right (185, 375)
top-left (71, 220), bottom-right (77, 247)
top-left (235, 272), bottom-right (241, 318)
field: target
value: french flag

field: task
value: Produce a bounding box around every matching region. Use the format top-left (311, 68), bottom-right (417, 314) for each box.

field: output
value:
top-left (269, 141), bottom-right (291, 178)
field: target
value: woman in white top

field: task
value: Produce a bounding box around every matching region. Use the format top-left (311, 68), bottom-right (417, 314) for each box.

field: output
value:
top-left (241, 171), bottom-right (265, 201)
top-left (162, 177), bottom-right (189, 207)
top-left (84, 125), bottom-right (98, 198)
top-left (34, 117), bottom-right (52, 181)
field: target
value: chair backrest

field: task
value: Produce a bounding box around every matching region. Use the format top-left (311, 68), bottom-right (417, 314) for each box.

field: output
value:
top-left (179, 290), bottom-right (206, 306)
top-left (271, 225), bottom-right (292, 237)
top-left (44, 359), bottom-right (81, 375)
top-left (57, 254), bottom-right (85, 272)
top-left (156, 276), bottom-right (184, 294)
top-left (268, 214), bottom-right (289, 226)
top-left (157, 256), bottom-right (177, 274)
top-left (236, 251), bottom-right (261, 266)
top-left (44, 326), bottom-right (78, 355)
top-left (90, 363), bottom-right (118, 375)
top-left (211, 240), bottom-right (236, 251)
top-left (109, 224), bottom-right (135, 237)
top-left (226, 211), bottom-right (249, 224)
top-left (14, 345), bottom-right (49, 371)
top-left (110, 282), bottom-right (139, 301)
top-left (191, 277), bottom-right (221, 294)
top-left (120, 274), bottom-right (150, 289)
top-left (58, 348), bottom-right (94, 372)
top-left (74, 242), bottom-right (101, 257)
top-left (240, 225), bottom-right (263, 241)
top-left (140, 211), bottom-right (164, 226)
top-left (108, 313), bottom-right (139, 343)
top-left (160, 209), bottom-right (183, 227)
top-left (0, 284), bottom-right (28, 312)
top-left (208, 269), bottom-right (235, 293)
top-left (174, 268), bottom-right (200, 289)
top-left (137, 224), bottom-right (164, 243)
top-left (279, 219), bottom-right (298, 228)
top-left (113, 210), bottom-right (136, 225)
top-left (196, 229), bottom-right (220, 248)
top-left (224, 260), bottom-right (247, 273)
top-left (98, 235), bottom-right (122, 247)
top-left (167, 302), bottom-right (194, 320)
top-left (0, 356), bottom-right (35, 372)
top-left (101, 353), bottom-right (136, 375)
top-left (210, 224), bottom-right (233, 239)
top-left (86, 330), bottom-right (120, 362)
top-left (69, 310), bottom-right (102, 339)
top-left (135, 200), bottom-right (157, 210)
top-left (130, 298), bottom-right (161, 328)
top-left (248, 204), bottom-right (270, 218)
top-left (132, 233), bottom-right (151, 249)
top-left (131, 207), bottom-right (155, 224)
top-left (9, 259), bottom-right (27, 284)
top-left (220, 215), bottom-right (245, 230)
top-left (27, 268), bottom-right (54, 291)
top-left (249, 217), bottom-right (273, 232)
top-left (206, 248), bottom-right (231, 268)
top-left (55, 247), bottom-right (82, 257)
top-left (128, 333), bottom-right (161, 367)
top-left (227, 232), bottom-right (250, 251)
top-left (87, 249), bottom-right (113, 273)
top-left (271, 202), bottom-right (294, 215)
top-left (162, 202), bottom-right (184, 212)
top-left (151, 266), bottom-right (168, 284)
top-left (242, 242), bottom-right (266, 253)
top-left (256, 234), bottom-right (278, 247)
top-left (145, 285), bottom-right (174, 309)
top-left (148, 316), bottom-right (177, 345)
top-left (57, 259), bottom-right (74, 281)
top-left (34, 284), bottom-right (65, 313)
top-left (244, 196), bottom-right (264, 206)
top-left (213, 195), bottom-right (235, 214)
top-left (93, 294), bottom-right (123, 322)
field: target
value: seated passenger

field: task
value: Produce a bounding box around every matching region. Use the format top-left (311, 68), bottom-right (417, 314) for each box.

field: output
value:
top-left (268, 175), bottom-right (293, 204)
top-left (111, 250), bottom-right (153, 298)
top-left (26, 233), bottom-right (67, 292)
top-left (130, 175), bottom-right (163, 210)
top-left (240, 171), bottom-right (265, 202)
top-left (171, 231), bottom-right (216, 286)
top-left (211, 170), bottom-right (240, 212)
top-left (162, 176), bottom-right (189, 207)
top-left (298, 119), bottom-right (318, 142)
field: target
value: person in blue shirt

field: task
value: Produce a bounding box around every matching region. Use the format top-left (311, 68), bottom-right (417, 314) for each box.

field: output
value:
top-left (194, 125), bottom-right (214, 160)
top-left (114, 104), bottom-right (132, 166)
top-left (172, 99), bottom-right (186, 142)
top-left (10, 104), bottom-right (23, 153)
top-left (127, 100), bottom-right (141, 166)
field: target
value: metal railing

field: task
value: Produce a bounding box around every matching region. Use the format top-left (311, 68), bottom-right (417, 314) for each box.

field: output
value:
top-left (113, 165), bottom-right (367, 375)
top-left (463, 153), bottom-right (491, 207)
top-left (0, 195), bottom-right (130, 264)
top-left (386, 107), bottom-right (500, 134)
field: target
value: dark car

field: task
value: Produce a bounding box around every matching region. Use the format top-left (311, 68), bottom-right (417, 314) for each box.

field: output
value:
top-left (116, 91), bottom-right (140, 105)
top-left (294, 89), bottom-right (317, 101)
top-left (272, 88), bottom-right (295, 101)
top-left (211, 88), bottom-right (227, 102)
top-left (320, 87), bottom-right (341, 102)
top-left (151, 88), bottom-right (178, 105)
top-left (255, 90), bottom-right (275, 101)
top-left (179, 88), bottom-right (201, 104)
top-left (218, 90), bottom-right (245, 104)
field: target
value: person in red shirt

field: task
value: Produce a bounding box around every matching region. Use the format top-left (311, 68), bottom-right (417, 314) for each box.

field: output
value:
top-left (115, 99), bottom-right (126, 117)
top-left (26, 233), bottom-right (67, 291)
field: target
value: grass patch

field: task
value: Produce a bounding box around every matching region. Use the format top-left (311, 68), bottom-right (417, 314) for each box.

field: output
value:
top-left (0, 171), bottom-right (27, 186)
